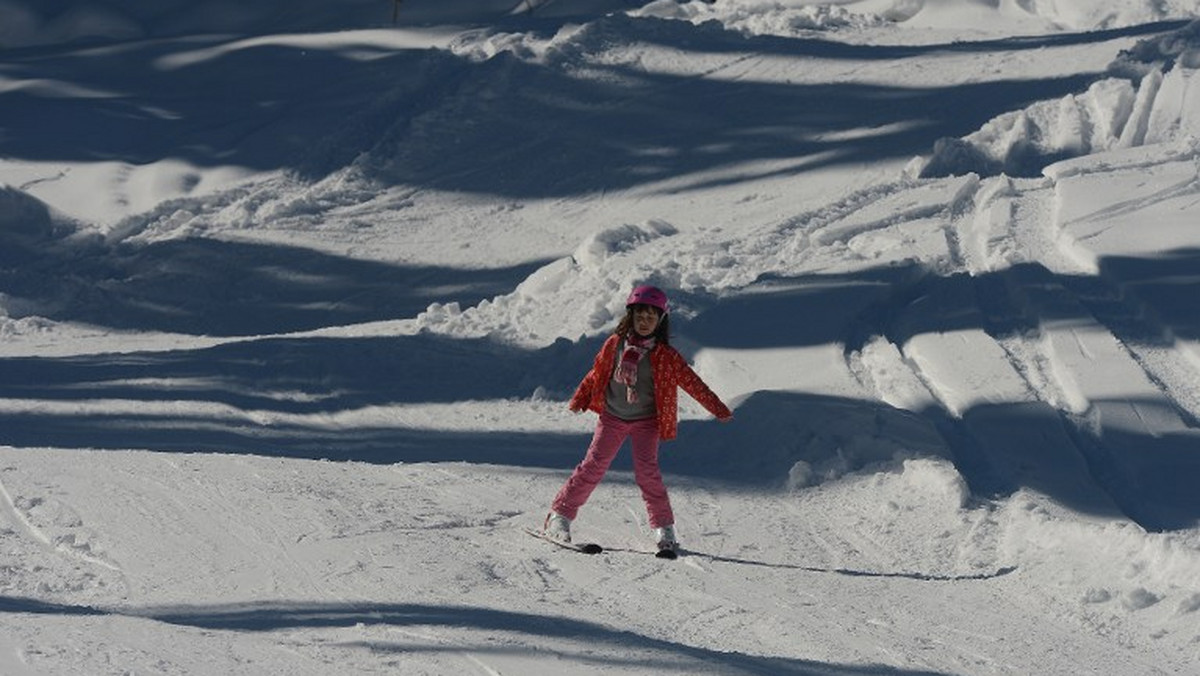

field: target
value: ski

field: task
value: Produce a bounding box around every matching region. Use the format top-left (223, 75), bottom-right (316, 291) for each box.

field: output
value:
top-left (597, 544), bottom-right (683, 560)
top-left (524, 527), bottom-right (603, 554)
top-left (524, 527), bottom-right (684, 559)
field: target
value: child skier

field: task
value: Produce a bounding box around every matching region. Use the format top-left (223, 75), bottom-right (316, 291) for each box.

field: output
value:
top-left (544, 285), bottom-right (733, 553)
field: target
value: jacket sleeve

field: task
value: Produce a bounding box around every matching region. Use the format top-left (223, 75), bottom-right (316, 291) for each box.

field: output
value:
top-left (568, 336), bottom-right (615, 411)
top-left (670, 351), bottom-right (733, 420)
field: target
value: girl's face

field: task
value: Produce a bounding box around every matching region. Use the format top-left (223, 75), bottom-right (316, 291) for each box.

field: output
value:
top-left (631, 304), bottom-right (661, 337)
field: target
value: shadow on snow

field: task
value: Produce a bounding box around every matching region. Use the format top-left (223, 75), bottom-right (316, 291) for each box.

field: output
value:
top-left (0, 230), bottom-right (551, 335)
top-left (0, 596), bottom-right (953, 676)
top-left (0, 17), bottom-right (1185, 196)
top-left (1, 251), bottom-right (1199, 530)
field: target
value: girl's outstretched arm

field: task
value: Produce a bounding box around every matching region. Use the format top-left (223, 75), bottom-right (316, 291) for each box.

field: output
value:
top-left (670, 352), bottom-right (733, 421)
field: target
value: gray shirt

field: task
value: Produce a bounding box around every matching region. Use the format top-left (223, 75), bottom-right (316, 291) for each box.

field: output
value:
top-left (605, 339), bottom-right (656, 420)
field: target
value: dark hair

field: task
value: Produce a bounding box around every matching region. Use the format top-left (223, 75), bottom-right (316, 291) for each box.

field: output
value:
top-left (614, 305), bottom-right (670, 345)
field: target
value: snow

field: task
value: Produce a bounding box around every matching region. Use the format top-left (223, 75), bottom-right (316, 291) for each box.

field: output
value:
top-left (3, 0), bottom-right (1200, 673)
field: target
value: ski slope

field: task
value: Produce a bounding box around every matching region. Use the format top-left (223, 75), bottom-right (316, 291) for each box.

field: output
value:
top-left (2, 0), bottom-right (1200, 673)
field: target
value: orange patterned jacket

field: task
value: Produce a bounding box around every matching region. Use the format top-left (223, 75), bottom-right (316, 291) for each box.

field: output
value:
top-left (569, 333), bottom-right (732, 440)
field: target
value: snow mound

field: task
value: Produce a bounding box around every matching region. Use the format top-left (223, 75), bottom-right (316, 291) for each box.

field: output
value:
top-left (417, 220), bottom-right (680, 346)
top-left (877, 0), bottom-right (1198, 31)
top-left (0, 316), bottom-right (55, 340)
top-left (915, 21), bottom-right (1200, 178)
top-left (0, 184), bottom-right (55, 240)
top-left (0, 185), bottom-right (84, 332)
top-left (573, 220), bottom-right (678, 269)
top-left (1113, 18), bottom-right (1200, 74)
top-left (0, 183), bottom-right (86, 260)
top-left (632, 0), bottom-right (887, 36)
top-left (676, 389), bottom-right (952, 489)
top-left (898, 457), bottom-right (971, 508)
top-left (1007, 494), bottom-right (1200, 615)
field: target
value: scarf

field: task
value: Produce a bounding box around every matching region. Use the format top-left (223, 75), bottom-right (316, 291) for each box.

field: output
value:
top-left (613, 333), bottom-right (656, 403)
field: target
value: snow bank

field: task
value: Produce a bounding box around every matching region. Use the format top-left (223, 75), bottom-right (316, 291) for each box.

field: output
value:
top-left (0, 184), bottom-right (54, 241)
top-left (633, 0), bottom-right (887, 36)
top-left (634, 0), bottom-right (1200, 35)
top-left (672, 387), bottom-right (953, 490)
top-left (0, 185), bottom-right (82, 334)
top-left (1114, 18), bottom-right (1200, 72)
top-left (874, 0), bottom-right (1200, 31)
top-left (417, 220), bottom-right (681, 345)
top-left (0, 183), bottom-right (89, 264)
top-left (1004, 490), bottom-right (1200, 620)
top-left (915, 20), bottom-right (1200, 179)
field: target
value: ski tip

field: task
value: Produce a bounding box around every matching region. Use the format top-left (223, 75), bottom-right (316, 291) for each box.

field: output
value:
top-left (526, 527), bottom-right (603, 555)
top-left (655, 548), bottom-right (678, 560)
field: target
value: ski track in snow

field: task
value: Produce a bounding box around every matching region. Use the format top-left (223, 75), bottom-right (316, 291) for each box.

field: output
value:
top-left (0, 471), bottom-right (122, 576)
top-left (818, 139), bottom-right (1200, 532)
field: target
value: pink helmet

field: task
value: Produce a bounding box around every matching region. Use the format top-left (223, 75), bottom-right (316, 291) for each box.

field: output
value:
top-left (626, 285), bottom-right (669, 314)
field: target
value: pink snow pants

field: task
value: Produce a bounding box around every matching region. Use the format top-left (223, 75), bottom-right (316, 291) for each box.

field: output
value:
top-left (552, 411), bottom-right (674, 528)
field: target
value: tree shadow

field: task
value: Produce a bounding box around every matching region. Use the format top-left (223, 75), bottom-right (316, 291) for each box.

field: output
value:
top-left (610, 15), bottom-right (1191, 61)
top-left (669, 389), bottom-right (1198, 533)
top-left (683, 266), bottom-right (929, 350)
top-left (362, 53), bottom-right (1097, 197)
top-left (2, 250), bottom-right (1199, 529)
top-left (0, 330), bottom-right (592, 463)
top-left (0, 232), bottom-right (551, 335)
top-left (3, 17), bottom-right (1183, 197)
top-left (0, 596), bottom-right (955, 675)
top-left (1093, 247), bottom-right (1200, 343)
top-left (685, 249), bottom-right (1200, 351)
top-left (0, 36), bottom-right (447, 175)
top-left (0, 332), bottom-right (591, 408)
top-left (674, 249), bottom-right (1200, 531)
top-left (667, 390), bottom-right (1128, 515)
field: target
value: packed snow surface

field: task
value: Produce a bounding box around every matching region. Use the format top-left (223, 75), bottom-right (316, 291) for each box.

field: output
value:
top-left (2, 0), bottom-right (1200, 673)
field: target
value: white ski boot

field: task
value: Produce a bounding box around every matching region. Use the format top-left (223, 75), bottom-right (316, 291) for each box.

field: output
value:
top-left (543, 511), bottom-right (572, 543)
top-left (654, 524), bottom-right (678, 552)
